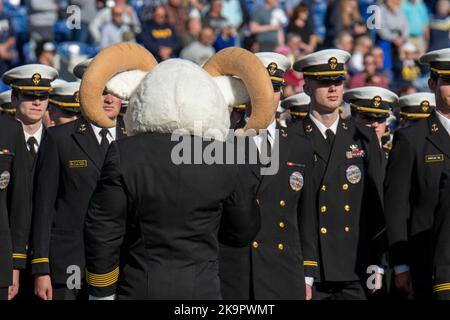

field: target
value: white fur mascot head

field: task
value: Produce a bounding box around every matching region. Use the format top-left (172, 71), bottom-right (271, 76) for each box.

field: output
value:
top-left (79, 42), bottom-right (275, 140)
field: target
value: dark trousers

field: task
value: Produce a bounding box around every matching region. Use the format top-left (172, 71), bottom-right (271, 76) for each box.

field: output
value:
top-left (0, 287), bottom-right (8, 300)
top-left (52, 284), bottom-right (87, 300)
top-left (314, 281), bottom-right (369, 300)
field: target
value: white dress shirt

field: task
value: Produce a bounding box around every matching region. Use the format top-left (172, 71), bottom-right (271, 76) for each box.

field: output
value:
top-left (309, 113), bottom-right (340, 139)
top-left (24, 124), bottom-right (43, 153)
top-left (90, 123), bottom-right (117, 144)
top-left (253, 119), bottom-right (276, 153)
top-left (436, 110), bottom-right (450, 135)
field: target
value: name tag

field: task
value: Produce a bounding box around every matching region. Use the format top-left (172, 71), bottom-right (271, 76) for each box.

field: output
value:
top-left (69, 160), bottom-right (87, 168)
top-left (425, 154), bottom-right (444, 163)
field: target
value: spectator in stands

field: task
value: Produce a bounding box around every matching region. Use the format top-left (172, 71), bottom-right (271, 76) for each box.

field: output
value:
top-left (138, 5), bottom-right (180, 61)
top-left (202, 0), bottom-right (228, 36)
top-left (286, 3), bottom-right (317, 54)
top-left (249, 0), bottom-right (282, 51)
top-left (180, 26), bottom-right (215, 65)
top-left (165, 0), bottom-right (188, 40)
top-left (393, 42), bottom-right (425, 85)
top-left (214, 24), bottom-right (238, 52)
top-left (428, 0), bottom-right (450, 51)
top-left (221, 0), bottom-right (243, 29)
top-left (377, 0), bottom-right (409, 71)
top-left (35, 40), bottom-right (60, 71)
top-left (334, 31), bottom-right (354, 53)
top-left (89, 0), bottom-right (141, 45)
top-left (349, 53), bottom-right (389, 88)
top-left (0, 0), bottom-right (16, 77)
top-left (401, 0), bottom-right (430, 55)
top-left (70, 0), bottom-right (97, 43)
top-left (348, 36), bottom-right (373, 74)
top-left (182, 15), bottom-right (202, 47)
top-left (27, 0), bottom-right (58, 42)
top-left (100, 4), bottom-right (135, 48)
top-left (276, 33), bottom-right (302, 65)
top-left (325, 0), bottom-right (367, 47)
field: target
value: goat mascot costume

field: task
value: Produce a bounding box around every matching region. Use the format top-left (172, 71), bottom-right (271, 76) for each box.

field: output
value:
top-left (80, 42), bottom-right (276, 299)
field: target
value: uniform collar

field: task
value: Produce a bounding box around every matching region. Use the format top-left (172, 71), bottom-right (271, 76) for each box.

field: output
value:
top-left (90, 123), bottom-right (117, 141)
top-left (24, 123), bottom-right (43, 146)
top-left (435, 110), bottom-right (450, 135)
top-left (309, 113), bottom-right (339, 139)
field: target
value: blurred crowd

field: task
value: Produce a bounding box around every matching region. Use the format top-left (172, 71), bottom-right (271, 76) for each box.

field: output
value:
top-left (0, 0), bottom-right (448, 95)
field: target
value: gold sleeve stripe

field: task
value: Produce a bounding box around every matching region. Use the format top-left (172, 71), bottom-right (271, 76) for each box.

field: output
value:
top-left (13, 253), bottom-right (27, 259)
top-left (433, 283), bottom-right (450, 292)
top-left (303, 261), bottom-right (318, 267)
top-left (31, 258), bottom-right (49, 264)
top-left (86, 267), bottom-right (119, 287)
top-left (372, 228), bottom-right (386, 241)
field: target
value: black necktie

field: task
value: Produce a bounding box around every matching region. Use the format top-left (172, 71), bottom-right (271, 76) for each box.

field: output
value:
top-left (265, 132), bottom-right (272, 158)
top-left (325, 129), bottom-right (335, 146)
top-left (99, 129), bottom-right (110, 154)
top-left (27, 136), bottom-right (37, 158)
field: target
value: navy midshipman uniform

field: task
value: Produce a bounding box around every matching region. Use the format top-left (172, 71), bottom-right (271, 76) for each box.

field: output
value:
top-left (0, 90), bottom-right (14, 116)
top-left (2, 65), bottom-right (58, 171)
top-left (384, 48), bottom-right (450, 300)
top-left (433, 170), bottom-right (450, 300)
top-left (0, 114), bottom-right (31, 299)
top-left (344, 86), bottom-right (399, 299)
top-left (219, 53), bottom-right (318, 300)
top-left (30, 61), bottom-right (126, 300)
top-left (345, 86), bottom-right (399, 175)
top-left (293, 50), bottom-right (386, 300)
top-left (47, 82), bottom-right (81, 126)
top-left (397, 92), bottom-right (436, 128)
top-left (280, 92), bottom-right (311, 126)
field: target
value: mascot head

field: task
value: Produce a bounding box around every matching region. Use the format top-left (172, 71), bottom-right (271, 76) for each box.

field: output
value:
top-left (79, 42), bottom-right (275, 140)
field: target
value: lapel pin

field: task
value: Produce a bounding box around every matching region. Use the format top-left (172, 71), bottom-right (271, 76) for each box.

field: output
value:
top-left (342, 122), bottom-right (348, 130)
top-left (431, 124), bottom-right (438, 133)
top-left (78, 124), bottom-right (86, 133)
top-left (306, 124), bottom-right (312, 133)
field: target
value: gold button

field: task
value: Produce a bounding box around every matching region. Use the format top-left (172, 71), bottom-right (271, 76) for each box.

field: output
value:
top-left (252, 241), bottom-right (259, 248)
top-left (321, 185), bottom-right (327, 191)
top-left (278, 243), bottom-right (284, 250)
top-left (344, 227), bottom-right (350, 232)
top-left (320, 206), bottom-right (327, 213)
top-left (279, 222), bottom-right (285, 229)
top-left (321, 227), bottom-right (327, 234)
top-left (344, 205), bottom-right (350, 212)
top-left (342, 184), bottom-right (349, 190)
top-left (256, 198), bottom-right (260, 205)
top-left (280, 200), bottom-right (286, 207)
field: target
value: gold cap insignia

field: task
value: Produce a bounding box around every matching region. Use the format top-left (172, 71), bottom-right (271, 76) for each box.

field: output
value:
top-left (420, 100), bottom-right (430, 113)
top-left (267, 62), bottom-right (278, 76)
top-left (32, 73), bottom-right (41, 85)
top-left (373, 96), bottom-right (382, 108)
top-left (328, 57), bottom-right (338, 70)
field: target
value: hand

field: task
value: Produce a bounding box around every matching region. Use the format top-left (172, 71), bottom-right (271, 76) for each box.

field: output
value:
top-left (305, 284), bottom-right (312, 300)
top-left (393, 37), bottom-right (404, 47)
top-left (370, 273), bottom-right (383, 294)
top-left (159, 47), bottom-right (172, 60)
top-left (395, 271), bottom-right (413, 294)
top-left (7, 269), bottom-right (20, 300)
top-left (35, 274), bottom-right (53, 300)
